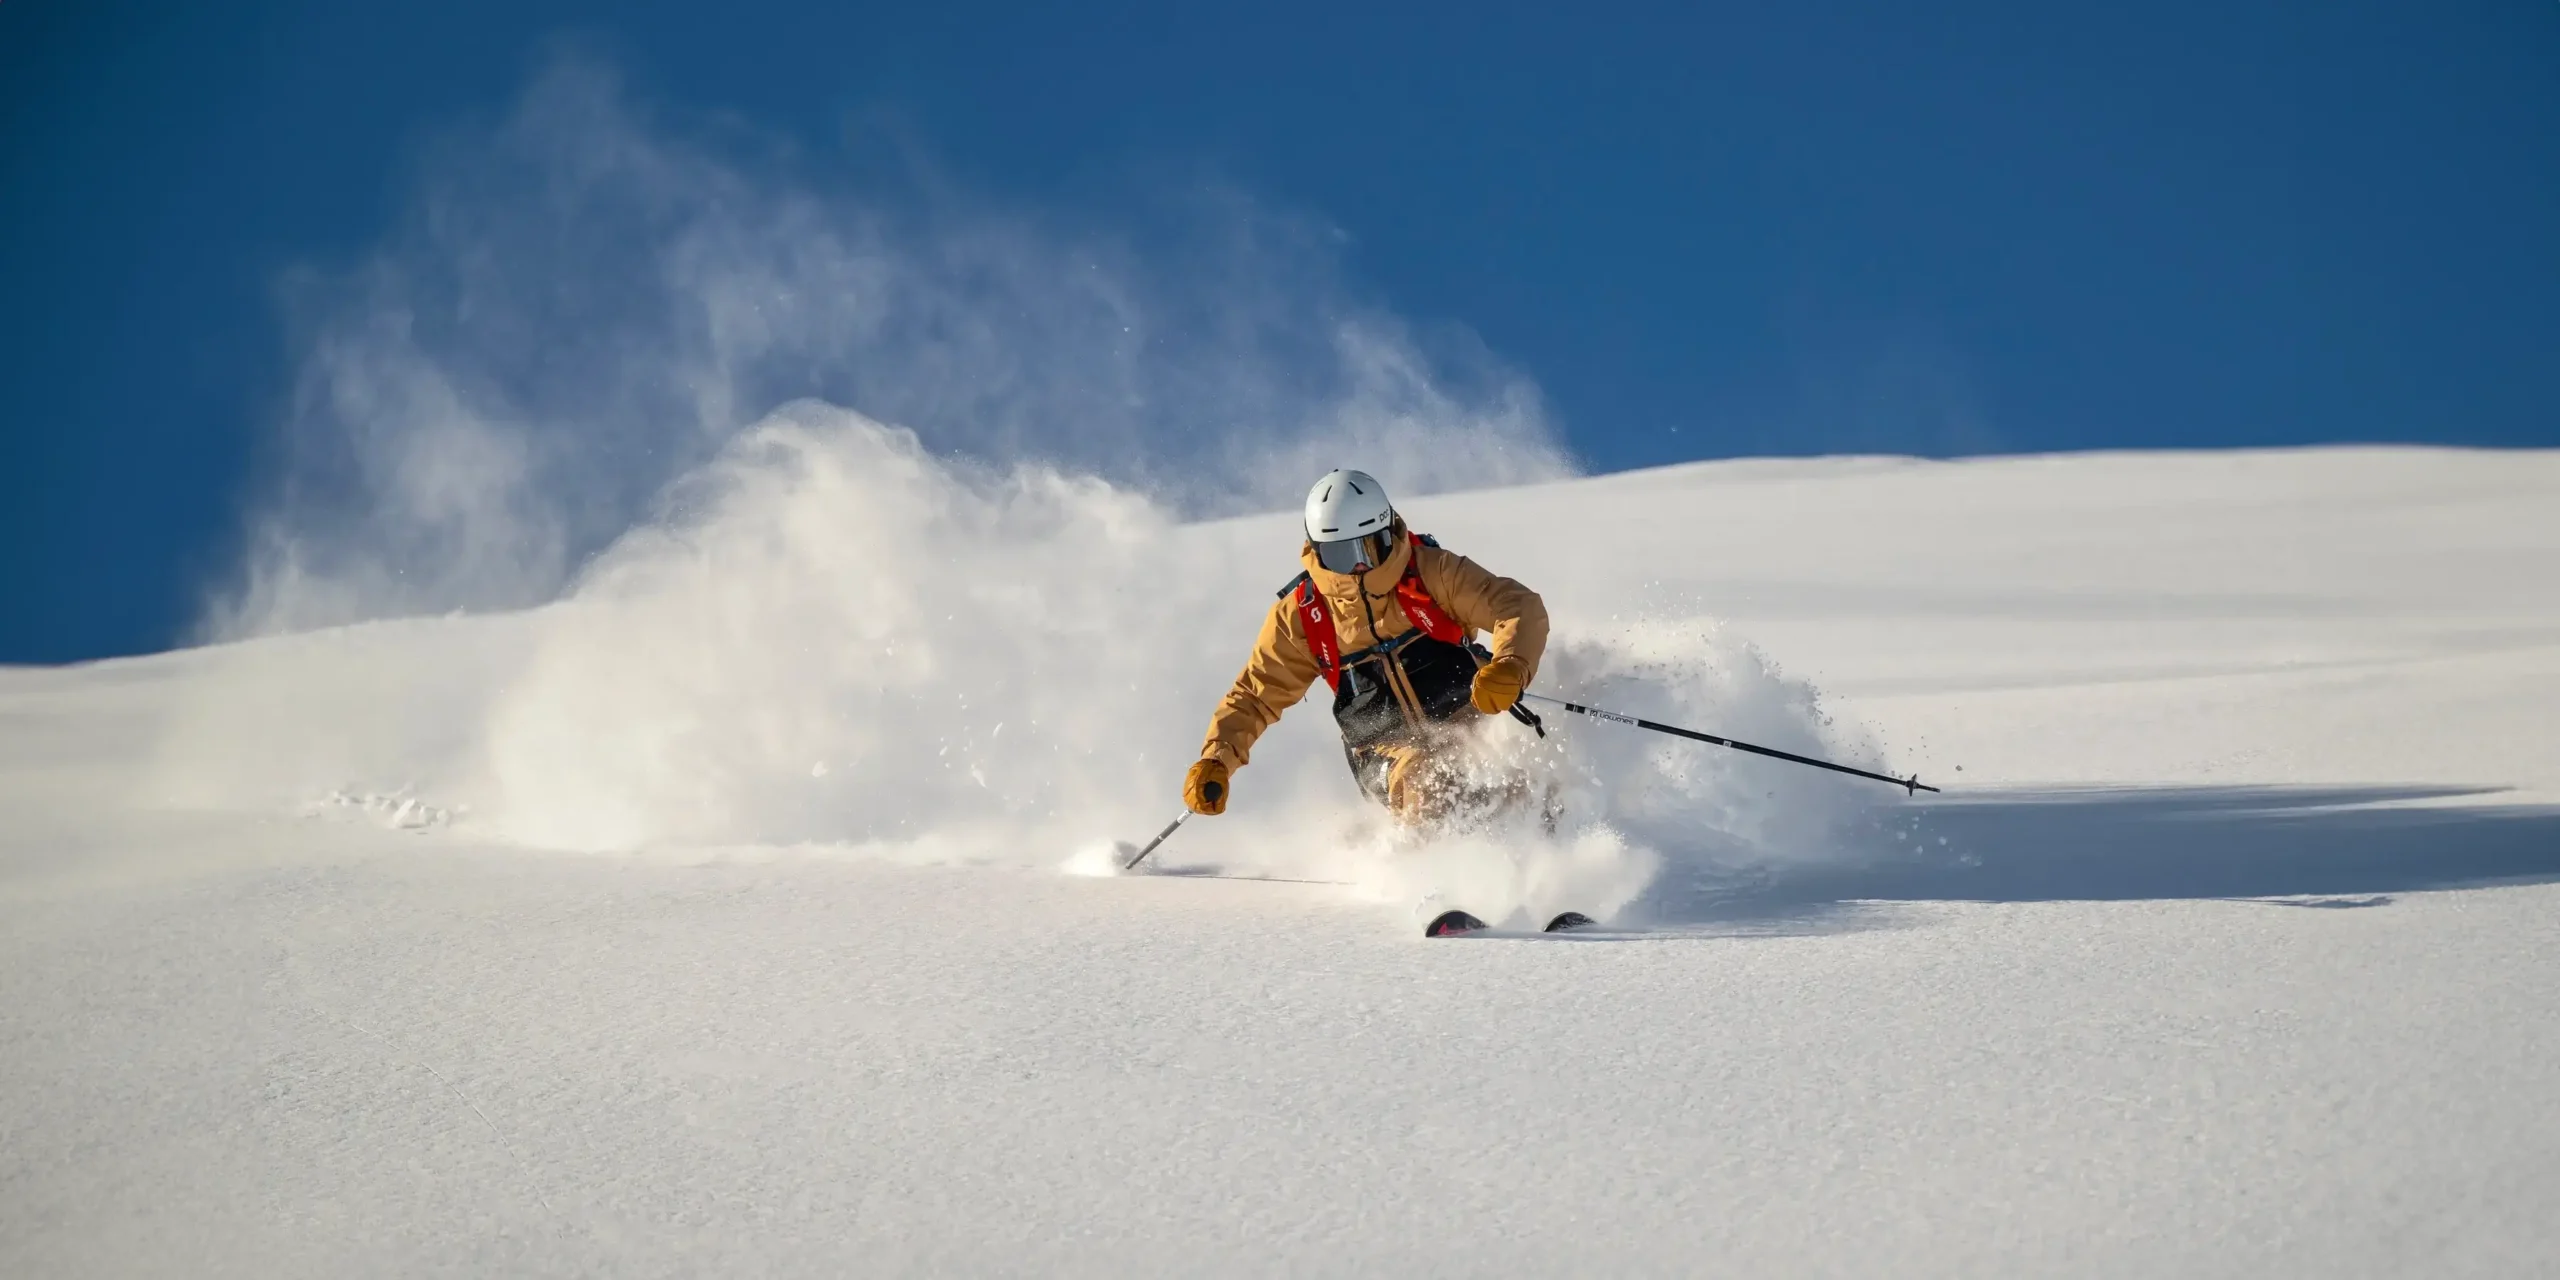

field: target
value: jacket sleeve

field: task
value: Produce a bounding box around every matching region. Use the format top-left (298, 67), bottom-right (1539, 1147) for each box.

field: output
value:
top-left (1200, 597), bottom-right (1324, 769)
top-left (1420, 548), bottom-right (1550, 684)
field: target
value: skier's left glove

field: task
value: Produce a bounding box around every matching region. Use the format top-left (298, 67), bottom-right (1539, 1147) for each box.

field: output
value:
top-left (1470, 655), bottom-right (1529, 715)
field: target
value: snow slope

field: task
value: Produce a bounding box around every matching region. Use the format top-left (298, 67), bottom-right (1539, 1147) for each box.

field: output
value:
top-left (5, 443), bottom-right (2558, 1276)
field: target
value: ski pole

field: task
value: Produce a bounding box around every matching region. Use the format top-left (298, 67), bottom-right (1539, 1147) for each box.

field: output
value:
top-left (1520, 693), bottom-right (1939, 795)
top-left (1121, 810), bottom-right (1192, 871)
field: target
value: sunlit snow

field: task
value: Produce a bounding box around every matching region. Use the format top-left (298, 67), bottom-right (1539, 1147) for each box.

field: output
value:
top-left (6, 442), bottom-right (2555, 1276)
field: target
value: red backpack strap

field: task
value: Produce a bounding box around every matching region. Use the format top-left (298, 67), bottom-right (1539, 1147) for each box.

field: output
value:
top-left (1281, 572), bottom-right (1343, 691)
top-left (1392, 538), bottom-right (1467, 645)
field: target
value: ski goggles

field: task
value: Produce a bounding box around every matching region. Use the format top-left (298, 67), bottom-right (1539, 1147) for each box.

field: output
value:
top-left (1313, 527), bottom-right (1399, 575)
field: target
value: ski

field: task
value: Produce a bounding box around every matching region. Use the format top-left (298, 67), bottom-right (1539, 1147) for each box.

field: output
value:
top-left (1423, 909), bottom-right (1598, 937)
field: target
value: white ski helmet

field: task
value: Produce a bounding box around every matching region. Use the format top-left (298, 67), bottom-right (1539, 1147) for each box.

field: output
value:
top-left (1304, 469), bottom-right (1399, 574)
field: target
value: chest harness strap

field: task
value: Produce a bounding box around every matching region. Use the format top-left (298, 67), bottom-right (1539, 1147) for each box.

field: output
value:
top-left (1281, 539), bottom-right (1468, 693)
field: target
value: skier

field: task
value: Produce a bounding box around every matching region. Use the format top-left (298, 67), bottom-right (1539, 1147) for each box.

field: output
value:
top-left (1183, 469), bottom-right (1551, 825)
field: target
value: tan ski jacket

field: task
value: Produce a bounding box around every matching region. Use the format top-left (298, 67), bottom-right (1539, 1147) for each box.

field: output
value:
top-left (1199, 533), bottom-right (1548, 769)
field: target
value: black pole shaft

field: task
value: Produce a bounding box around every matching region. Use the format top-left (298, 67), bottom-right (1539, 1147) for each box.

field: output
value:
top-left (1122, 810), bottom-right (1191, 871)
top-left (1520, 693), bottom-right (1938, 794)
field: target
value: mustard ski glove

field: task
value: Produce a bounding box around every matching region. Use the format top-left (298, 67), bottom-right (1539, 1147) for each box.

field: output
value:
top-left (1470, 655), bottom-right (1529, 715)
top-left (1184, 758), bottom-right (1231, 816)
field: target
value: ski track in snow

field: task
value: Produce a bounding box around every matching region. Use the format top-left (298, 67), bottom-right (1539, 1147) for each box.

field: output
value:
top-left (6, 445), bottom-right (2560, 1276)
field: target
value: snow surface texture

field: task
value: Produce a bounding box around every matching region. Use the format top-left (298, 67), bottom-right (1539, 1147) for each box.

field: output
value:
top-left (7, 444), bottom-right (2558, 1277)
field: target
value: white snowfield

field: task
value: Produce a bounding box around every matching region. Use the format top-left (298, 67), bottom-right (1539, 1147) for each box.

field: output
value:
top-left (5, 443), bottom-right (2558, 1277)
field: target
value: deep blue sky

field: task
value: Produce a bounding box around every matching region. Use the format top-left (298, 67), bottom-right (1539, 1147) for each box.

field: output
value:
top-left (5, 1), bottom-right (2556, 661)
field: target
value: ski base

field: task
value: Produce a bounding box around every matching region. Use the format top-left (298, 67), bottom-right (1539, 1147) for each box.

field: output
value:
top-left (1424, 909), bottom-right (1598, 937)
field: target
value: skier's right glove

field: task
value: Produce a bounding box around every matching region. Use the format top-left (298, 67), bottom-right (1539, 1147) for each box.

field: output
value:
top-left (1184, 758), bottom-right (1230, 816)
top-left (1470, 654), bottom-right (1529, 715)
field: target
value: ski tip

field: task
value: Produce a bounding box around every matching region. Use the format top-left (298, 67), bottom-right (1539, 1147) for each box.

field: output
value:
top-left (1424, 909), bottom-right (1490, 938)
top-left (1543, 911), bottom-right (1596, 933)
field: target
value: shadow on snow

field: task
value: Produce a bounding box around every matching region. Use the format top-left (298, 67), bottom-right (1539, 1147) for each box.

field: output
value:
top-left (1642, 784), bottom-right (2560, 935)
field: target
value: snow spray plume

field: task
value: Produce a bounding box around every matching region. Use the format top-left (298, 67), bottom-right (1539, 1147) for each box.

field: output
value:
top-left (1329, 614), bottom-right (1892, 924)
top-left (468, 404), bottom-right (1232, 852)
top-left (162, 58), bottom-right (1892, 919)
top-left (162, 406), bottom-right (1888, 919)
top-left (165, 411), bottom-right (1888, 927)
